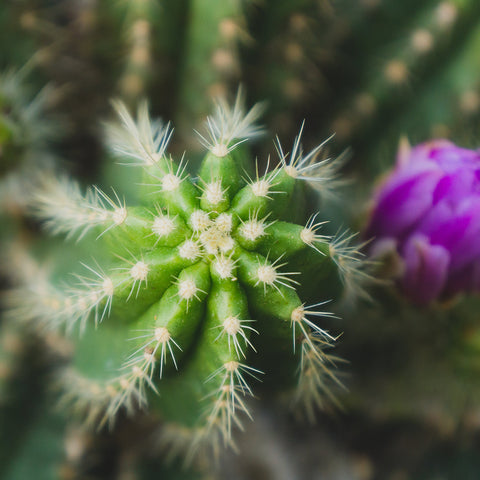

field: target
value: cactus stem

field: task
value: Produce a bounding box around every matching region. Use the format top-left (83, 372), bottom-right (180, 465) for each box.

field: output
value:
top-left (33, 176), bottom-right (126, 240)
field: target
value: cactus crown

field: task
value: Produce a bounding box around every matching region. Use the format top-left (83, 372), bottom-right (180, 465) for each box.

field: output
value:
top-left (10, 93), bottom-right (365, 458)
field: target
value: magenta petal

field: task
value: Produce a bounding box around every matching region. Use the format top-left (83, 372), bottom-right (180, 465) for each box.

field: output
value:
top-left (432, 169), bottom-right (477, 204)
top-left (365, 139), bottom-right (480, 303)
top-left (400, 235), bottom-right (450, 304)
top-left (367, 168), bottom-right (442, 238)
top-left (408, 139), bottom-right (456, 164)
top-left (417, 197), bottom-right (480, 270)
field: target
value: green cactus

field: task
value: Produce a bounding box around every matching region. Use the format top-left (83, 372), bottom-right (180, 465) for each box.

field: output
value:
top-left (318, 0), bottom-right (480, 175)
top-left (0, 67), bottom-right (54, 177)
top-left (8, 94), bottom-right (366, 460)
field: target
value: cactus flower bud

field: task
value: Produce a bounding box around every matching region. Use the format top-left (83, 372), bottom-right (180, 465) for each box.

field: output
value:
top-left (366, 139), bottom-right (480, 304)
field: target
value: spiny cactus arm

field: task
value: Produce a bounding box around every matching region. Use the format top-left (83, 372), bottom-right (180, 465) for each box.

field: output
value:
top-left (125, 261), bottom-right (212, 378)
top-left (34, 175), bottom-right (191, 251)
top-left (6, 242), bottom-right (202, 333)
top-left (234, 247), bottom-right (339, 403)
top-left (117, 0), bottom-right (159, 102)
top-left (266, 129), bottom-right (341, 223)
top-left (141, 92), bottom-right (265, 216)
top-left (57, 323), bottom-right (148, 426)
top-left (196, 89), bottom-right (265, 199)
top-left (366, 20), bottom-right (480, 167)
top-left (32, 175), bottom-right (127, 240)
top-left (56, 260), bottom-right (212, 426)
top-left (246, 219), bottom-right (345, 303)
top-left (255, 220), bottom-right (328, 259)
top-left (154, 274), bottom-right (257, 455)
top-left (175, 0), bottom-right (246, 135)
top-left (99, 205), bottom-right (191, 252)
top-left (228, 157), bottom-right (279, 218)
top-left (106, 246), bottom-right (201, 319)
top-left (229, 133), bottom-right (341, 226)
top-left (330, 0), bottom-right (480, 160)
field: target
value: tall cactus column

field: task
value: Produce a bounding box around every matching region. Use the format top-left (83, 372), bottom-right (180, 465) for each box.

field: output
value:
top-left (10, 95), bottom-right (365, 458)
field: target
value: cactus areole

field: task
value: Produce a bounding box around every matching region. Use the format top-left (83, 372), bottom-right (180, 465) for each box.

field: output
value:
top-left (27, 95), bottom-right (361, 456)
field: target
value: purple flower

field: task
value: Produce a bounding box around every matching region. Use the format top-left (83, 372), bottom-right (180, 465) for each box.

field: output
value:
top-left (365, 139), bottom-right (480, 304)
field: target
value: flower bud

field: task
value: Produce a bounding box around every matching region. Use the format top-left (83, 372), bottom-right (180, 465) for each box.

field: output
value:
top-left (366, 139), bottom-right (480, 304)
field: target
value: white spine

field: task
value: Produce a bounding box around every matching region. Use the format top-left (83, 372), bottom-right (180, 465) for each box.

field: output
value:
top-left (33, 176), bottom-right (126, 239)
top-left (196, 89), bottom-right (265, 156)
top-left (106, 100), bottom-right (173, 166)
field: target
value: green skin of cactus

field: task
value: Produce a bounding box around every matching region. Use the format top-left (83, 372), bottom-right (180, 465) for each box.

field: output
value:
top-left (0, 95), bottom-right (21, 174)
top-left (70, 143), bottom-right (343, 432)
top-left (175, 0), bottom-right (242, 128)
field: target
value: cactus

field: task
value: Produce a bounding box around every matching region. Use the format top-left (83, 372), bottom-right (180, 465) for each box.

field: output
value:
top-left (7, 93), bottom-right (366, 461)
top-left (318, 0), bottom-right (480, 175)
top-left (174, 0), bottom-right (245, 140)
top-left (0, 67), bottom-right (55, 177)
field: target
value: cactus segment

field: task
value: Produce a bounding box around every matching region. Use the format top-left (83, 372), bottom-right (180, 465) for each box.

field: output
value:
top-left (15, 95), bottom-right (365, 456)
top-left (115, 0), bottom-right (163, 102)
top-left (174, 0), bottom-right (248, 135)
